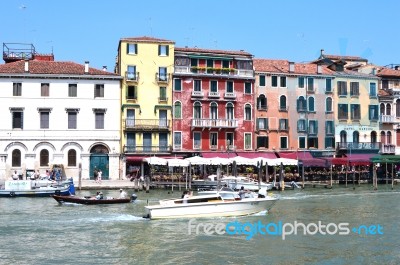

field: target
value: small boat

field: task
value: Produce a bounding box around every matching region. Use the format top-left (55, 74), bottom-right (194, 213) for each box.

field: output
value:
top-left (52, 194), bottom-right (137, 205)
top-left (0, 179), bottom-right (74, 197)
top-left (144, 192), bottom-right (278, 220)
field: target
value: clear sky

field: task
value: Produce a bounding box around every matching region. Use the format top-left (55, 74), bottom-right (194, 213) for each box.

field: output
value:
top-left (1, 0), bottom-right (399, 70)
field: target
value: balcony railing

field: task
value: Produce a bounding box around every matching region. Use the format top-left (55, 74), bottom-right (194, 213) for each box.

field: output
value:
top-left (125, 71), bottom-right (139, 82)
top-left (123, 119), bottom-right (170, 131)
top-left (191, 91), bottom-right (204, 97)
top-left (336, 142), bottom-right (380, 150)
top-left (380, 115), bottom-right (395, 123)
top-left (174, 66), bottom-right (254, 77)
top-left (381, 144), bottom-right (396, 154)
top-left (158, 97), bottom-right (168, 103)
top-left (155, 73), bottom-right (169, 83)
top-left (208, 91), bottom-right (220, 98)
top-left (192, 119), bottom-right (238, 129)
top-left (123, 145), bottom-right (172, 153)
top-left (224, 92), bottom-right (236, 99)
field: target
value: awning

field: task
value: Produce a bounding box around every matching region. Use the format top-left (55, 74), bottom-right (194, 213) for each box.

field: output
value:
top-left (279, 151), bottom-right (326, 167)
top-left (371, 155), bottom-right (400, 163)
top-left (235, 152), bottom-right (277, 159)
top-left (201, 152), bottom-right (231, 159)
top-left (125, 155), bottom-right (184, 163)
top-left (346, 154), bottom-right (375, 165)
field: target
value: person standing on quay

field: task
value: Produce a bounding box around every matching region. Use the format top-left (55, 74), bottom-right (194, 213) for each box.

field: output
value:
top-left (97, 170), bottom-right (102, 184)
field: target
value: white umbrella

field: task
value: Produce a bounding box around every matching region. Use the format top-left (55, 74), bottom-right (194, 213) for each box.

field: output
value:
top-left (143, 157), bottom-right (167, 165)
top-left (167, 158), bottom-right (189, 167)
top-left (209, 157), bottom-right (231, 166)
top-left (185, 156), bottom-right (209, 165)
top-left (231, 156), bottom-right (258, 166)
top-left (276, 158), bottom-right (298, 166)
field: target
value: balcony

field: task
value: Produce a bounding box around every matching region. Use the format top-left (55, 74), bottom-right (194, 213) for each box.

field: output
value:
top-left (155, 73), bottom-right (169, 83)
top-left (174, 66), bottom-right (254, 77)
top-left (158, 97), bottom-right (168, 103)
top-left (125, 71), bottom-right (139, 82)
top-left (123, 119), bottom-right (170, 131)
top-left (381, 144), bottom-right (396, 154)
top-left (208, 91), bottom-right (220, 98)
top-left (224, 92), bottom-right (236, 99)
top-left (191, 90), bottom-right (204, 97)
top-left (380, 115), bottom-right (395, 123)
top-left (191, 119), bottom-right (238, 129)
top-left (336, 142), bottom-right (380, 151)
top-left (124, 145), bottom-right (172, 153)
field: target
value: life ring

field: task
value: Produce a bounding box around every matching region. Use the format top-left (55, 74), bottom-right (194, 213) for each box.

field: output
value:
top-left (10, 192), bottom-right (15, 197)
top-left (55, 190), bottom-right (61, 196)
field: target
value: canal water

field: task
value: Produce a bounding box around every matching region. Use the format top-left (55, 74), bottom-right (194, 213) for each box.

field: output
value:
top-left (0, 185), bottom-right (399, 265)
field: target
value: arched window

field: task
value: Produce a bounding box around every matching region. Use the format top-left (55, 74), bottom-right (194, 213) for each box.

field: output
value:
top-left (40, 149), bottom-right (49, 167)
top-left (210, 102), bottom-right (218, 119)
top-left (353, 131), bottom-right (359, 143)
top-left (12, 149), bottom-right (21, 167)
top-left (380, 131), bottom-right (386, 144)
top-left (396, 99), bottom-right (400, 117)
top-left (387, 131), bottom-right (392, 144)
top-left (68, 149), bottom-right (77, 167)
top-left (174, 101), bottom-right (182, 119)
top-left (226, 102), bottom-right (234, 120)
top-left (297, 96), bottom-right (307, 112)
top-left (386, 104), bottom-right (391, 116)
top-left (193, 102), bottom-right (202, 119)
top-left (371, 131), bottom-right (377, 143)
top-left (340, 130), bottom-right (347, 144)
top-left (279, 95), bottom-right (287, 110)
top-left (326, 97), bottom-right (333, 112)
top-left (244, 104), bottom-right (252, 120)
top-left (380, 103), bottom-right (385, 115)
top-left (257, 95), bottom-right (267, 110)
top-left (308, 97), bottom-right (315, 112)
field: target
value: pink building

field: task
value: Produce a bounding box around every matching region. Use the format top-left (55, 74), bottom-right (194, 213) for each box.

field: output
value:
top-left (172, 47), bottom-right (255, 157)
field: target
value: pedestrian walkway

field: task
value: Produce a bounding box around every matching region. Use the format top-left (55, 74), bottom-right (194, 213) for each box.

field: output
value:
top-left (75, 179), bottom-right (137, 190)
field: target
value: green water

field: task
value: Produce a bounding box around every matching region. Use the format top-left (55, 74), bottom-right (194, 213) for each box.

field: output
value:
top-left (0, 185), bottom-right (399, 265)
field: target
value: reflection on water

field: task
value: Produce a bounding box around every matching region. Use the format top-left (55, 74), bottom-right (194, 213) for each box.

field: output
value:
top-left (0, 186), bottom-right (399, 264)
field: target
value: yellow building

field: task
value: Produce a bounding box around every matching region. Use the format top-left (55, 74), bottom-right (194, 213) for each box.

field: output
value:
top-left (115, 36), bottom-right (175, 176)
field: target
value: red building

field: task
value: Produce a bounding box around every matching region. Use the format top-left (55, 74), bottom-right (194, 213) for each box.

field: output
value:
top-left (172, 47), bottom-right (255, 157)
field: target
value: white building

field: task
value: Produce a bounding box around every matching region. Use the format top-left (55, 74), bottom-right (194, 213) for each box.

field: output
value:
top-left (0, 56), bottom-right (122, 181)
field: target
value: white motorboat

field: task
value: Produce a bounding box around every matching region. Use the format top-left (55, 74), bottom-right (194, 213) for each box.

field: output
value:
top-left (144, 192), bottom-right (279, 220)
top-left (0, 179), bottom-right (74, 197)
top-left (222, 176), bottom-right (273, 191)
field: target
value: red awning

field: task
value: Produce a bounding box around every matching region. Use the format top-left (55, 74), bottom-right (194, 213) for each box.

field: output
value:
top-left (201, 152), bottom-right (231, 158)
top-left (126, 155), bottom-right (184, 163)
top-left (278, 151), bottom-right (313, 160)
top-left (235, 152), bottom-right (277, 159)
top-left (346, 154), bottom-right (374, 166)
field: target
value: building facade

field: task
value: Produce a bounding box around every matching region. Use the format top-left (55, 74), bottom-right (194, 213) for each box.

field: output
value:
top-left (0, 48), bottom-right (122, 180)
top-left (254, 59), bottom-right (335, 155)
top-left (172, 47), bottom-right (255, 157)
top-left (115, 37), bottom-right (175, 176)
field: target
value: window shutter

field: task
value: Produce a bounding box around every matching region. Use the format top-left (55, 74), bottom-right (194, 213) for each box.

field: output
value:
top-left (135, 44), bottom-right (138, 54)
top-left (158, 45), bottom-right (161, 55)
top-left (127, 44), bottom-right (129, 54)
top-left (166, 45), bottom-right (169, 56)
top-left (134, 86), bottom-right (137, 99)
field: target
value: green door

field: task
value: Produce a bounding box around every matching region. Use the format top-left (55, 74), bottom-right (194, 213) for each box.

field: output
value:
top-left (90, 154), bottom-right (109, 180)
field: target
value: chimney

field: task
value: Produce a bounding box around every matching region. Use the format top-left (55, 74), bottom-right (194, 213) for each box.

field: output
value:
top-left (320, 49), bottom-right (324, 56)
top-left (317, 64), bottom-right (322, 74)
top-left (372, 68), bottom-right (376, 75)
top-left (84, 61), bottom-right (89, 73)
top-left (395, 66), bottom-right (399, 71)
top-left (24, 59), bottom-right (29, 72)
top-left (289, 62), bottom-right (295, 73)
top-left (102, 66), bottom-right (107, 71)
